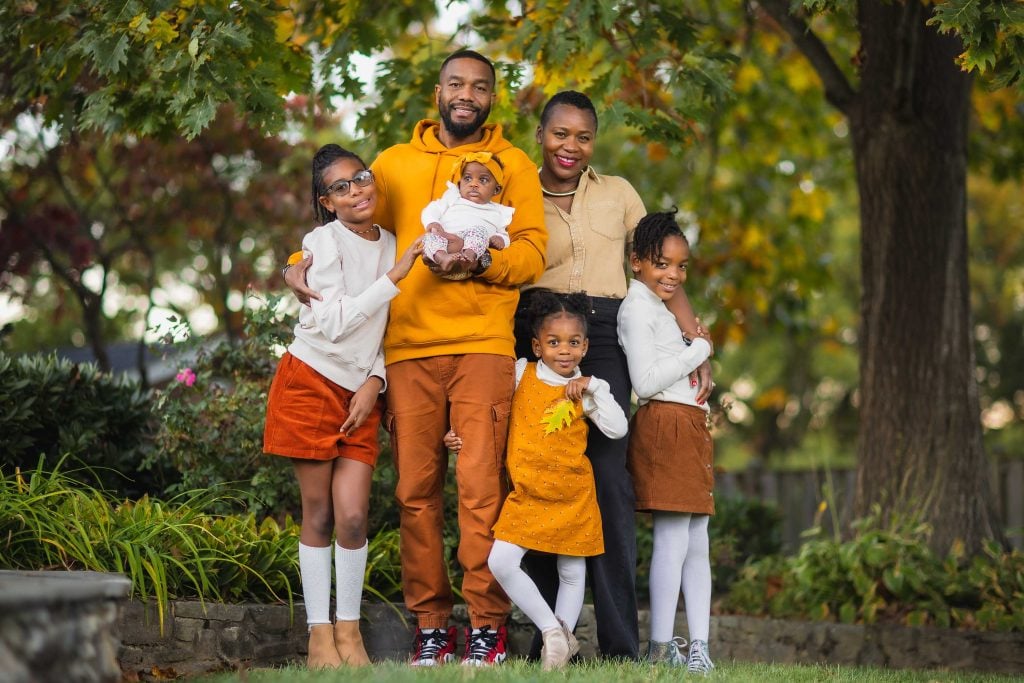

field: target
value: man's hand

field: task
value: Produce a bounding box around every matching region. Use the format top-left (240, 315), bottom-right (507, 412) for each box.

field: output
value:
top-left (284, 254), bottom-right (322, 306)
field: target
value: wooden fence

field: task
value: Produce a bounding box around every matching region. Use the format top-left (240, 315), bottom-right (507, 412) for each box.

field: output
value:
top-left (716, 459), bottom-right (1024, 551)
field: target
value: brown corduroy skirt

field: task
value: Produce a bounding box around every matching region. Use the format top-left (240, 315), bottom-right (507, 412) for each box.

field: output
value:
top-left (627, 400), bottom-right (714, 514)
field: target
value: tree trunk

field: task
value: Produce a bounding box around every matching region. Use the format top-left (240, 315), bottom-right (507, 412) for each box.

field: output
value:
top-left (849, 1), bottom-right (1000, 553)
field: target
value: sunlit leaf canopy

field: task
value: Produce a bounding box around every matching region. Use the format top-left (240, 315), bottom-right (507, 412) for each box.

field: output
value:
top-left (1, 0), bottom-right (1022, 468)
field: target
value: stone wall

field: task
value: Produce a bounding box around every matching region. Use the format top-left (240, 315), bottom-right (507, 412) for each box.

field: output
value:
top-left (118, 600), bottom-right (1024, 678)
top-left (0, 570), bottom-right (131, 683)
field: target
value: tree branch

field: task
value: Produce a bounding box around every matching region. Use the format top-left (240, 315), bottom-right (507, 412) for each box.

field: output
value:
top-left (756, 0), bottom-right (857, 115)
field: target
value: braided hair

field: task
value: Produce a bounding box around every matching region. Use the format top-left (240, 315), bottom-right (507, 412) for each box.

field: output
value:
top-left (539, 90), bottom-right (599, 133)
top-left (311, 144), bottom-right (366, 226)
top-left (527, 289), bottom-right (590, 340)
top-left (631, 208), bottom-right (687, 263)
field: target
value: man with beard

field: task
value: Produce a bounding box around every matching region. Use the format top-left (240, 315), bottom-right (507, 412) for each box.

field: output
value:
top-left (286, 49), bottom-right (546, 666)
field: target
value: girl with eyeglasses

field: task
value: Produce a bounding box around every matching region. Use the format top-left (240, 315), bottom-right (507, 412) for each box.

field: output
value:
top-left (263, 144), bottom-right (422, 669)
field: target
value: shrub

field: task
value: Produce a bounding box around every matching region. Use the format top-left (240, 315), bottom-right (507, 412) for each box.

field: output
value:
top-left (151, 294), bottom-right (297, 517)
top-left (723, 513), bottom-right (1024, 631)
top-left (0, 351), bottom-right (169, 496)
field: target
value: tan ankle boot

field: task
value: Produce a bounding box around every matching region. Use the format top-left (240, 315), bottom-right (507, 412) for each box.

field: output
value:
top-left (558, 617), bottom-right (579, 659)
top-left (334, 619), bottom-right (371, 666)
top-left (307, 623), bottom-right (342, 669)
top-left (540, 626), bottom-right (571, 671)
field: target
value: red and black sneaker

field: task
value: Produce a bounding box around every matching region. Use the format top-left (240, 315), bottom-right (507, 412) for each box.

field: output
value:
top-left (411, 626), bottom-right (457, 666)
top-left (461, 625), bottom-right (508, 666)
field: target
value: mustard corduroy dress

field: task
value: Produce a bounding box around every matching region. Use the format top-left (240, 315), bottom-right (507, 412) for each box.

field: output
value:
top-left (492, 363), bottom-right (604, 556)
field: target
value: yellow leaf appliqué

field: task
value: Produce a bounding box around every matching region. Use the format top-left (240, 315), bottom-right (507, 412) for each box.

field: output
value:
top-left (541, 399), bottom-right (578, 435)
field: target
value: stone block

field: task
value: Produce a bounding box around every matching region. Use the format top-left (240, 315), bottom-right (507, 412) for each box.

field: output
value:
top-left (119, 601), bottom-right (169, 645)
top-left (193, 627), bottom-right (219, 659)
top-left (219, 625), bottom-right (254, 661)
top-left (825, 622), bottom-right (864, 664)
top-left (182, 602), bottom-right (246, 622)
top-left (248, 604), bottom-right (296, 634)
top-left (173, 617), bottom-right (204, 643)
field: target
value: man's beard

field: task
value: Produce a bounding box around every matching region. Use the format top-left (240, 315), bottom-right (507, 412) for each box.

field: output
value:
top-left (439, 101), bottom-right (491, 139)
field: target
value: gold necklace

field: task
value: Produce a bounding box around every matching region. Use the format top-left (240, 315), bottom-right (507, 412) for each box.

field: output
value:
top-left (345, 223), bottom-right (380, 235)
top-left (541, 185), bottom-right (577, 197)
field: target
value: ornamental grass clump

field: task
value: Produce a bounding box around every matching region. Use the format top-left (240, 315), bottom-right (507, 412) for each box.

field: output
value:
top-left (0, 460), bottom-right (300, 632)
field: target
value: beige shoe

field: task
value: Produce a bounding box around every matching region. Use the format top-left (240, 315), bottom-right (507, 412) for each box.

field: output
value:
top-left (307, 623), bottom-right (342, 669)
top-left (558, 617), bottom-right (579, 659)
top-left (540, 625), bottom-right (571, 671)
top-left (334, 619), bottom-right (371, 666)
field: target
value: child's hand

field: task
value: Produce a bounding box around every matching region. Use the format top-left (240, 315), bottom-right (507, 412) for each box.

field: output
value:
top-left (426, 222), bottom-right (443, 234)
top-left (565, 376), bottom-right (591, 402)
top-left (389, 237), bottom-right (425, 283)
top-left (694, 316), bottom-right (714, 356)
top-left (443, 429), bottom-right (463, 453)
top-left (488, 236), bottom-right (506, 250)
top-left (340, 377), bottom-right (383, 436)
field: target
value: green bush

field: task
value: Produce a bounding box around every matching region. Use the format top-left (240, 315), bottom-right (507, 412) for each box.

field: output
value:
top-left (723, 513), bottom-right (1024, 631)
top-left (151, 295), bottom-right (297, 517)
top-left (0, 351), bottom-right (169, 496)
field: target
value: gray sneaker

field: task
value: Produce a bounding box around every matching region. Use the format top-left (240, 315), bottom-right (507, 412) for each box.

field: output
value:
top-left (687, 639), bottom-right (715, 674)
top-left (646, 636), bottom-right (686, 666)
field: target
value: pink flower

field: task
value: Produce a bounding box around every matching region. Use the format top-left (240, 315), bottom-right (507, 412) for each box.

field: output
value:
top-left (175, 368), bottom-right (196, 387)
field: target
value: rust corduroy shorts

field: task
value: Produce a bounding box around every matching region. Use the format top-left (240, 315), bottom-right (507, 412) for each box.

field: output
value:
top-left (263, 351), bottom-right (383, 466)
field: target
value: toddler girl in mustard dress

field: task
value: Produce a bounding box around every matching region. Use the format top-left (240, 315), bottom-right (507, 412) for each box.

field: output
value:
top-left (449, 291), bottom-right (627, 669)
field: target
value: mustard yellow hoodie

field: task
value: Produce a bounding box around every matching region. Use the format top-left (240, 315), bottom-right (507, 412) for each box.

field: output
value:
top-left (372, 120), bottom-right (547, 364)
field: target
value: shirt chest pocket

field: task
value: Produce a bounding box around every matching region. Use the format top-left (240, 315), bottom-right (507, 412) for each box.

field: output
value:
top-left (584, 200), bottom-right (628, 243)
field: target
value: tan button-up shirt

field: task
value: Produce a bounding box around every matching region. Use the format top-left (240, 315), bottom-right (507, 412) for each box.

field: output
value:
top-left (526, 167), bottom-right (646, 299)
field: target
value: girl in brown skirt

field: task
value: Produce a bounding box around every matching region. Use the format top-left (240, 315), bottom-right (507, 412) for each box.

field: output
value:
top-left (616, 210), bottom-right (716, 673)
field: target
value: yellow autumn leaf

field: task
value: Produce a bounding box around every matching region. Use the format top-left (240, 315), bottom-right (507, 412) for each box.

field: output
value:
top-left (740, 225), bottom-right (765, 252)
top-left (541, 399), bottom-right (578, 435)
top-left (274, 11), bottom-right (296, 43)
top-left (781, 57), bottom-right (818, 94)
top-left (146, 15), bottom-right (179, 48)
top-left (754, 386), bottom-right (788, 410)
top-left (789, 185), bottom-right (828, 222)
top-left (734, 62), bottom-right (762, 94)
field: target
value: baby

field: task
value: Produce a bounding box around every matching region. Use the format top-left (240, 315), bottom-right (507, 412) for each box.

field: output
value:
top-left (420, 151), bottom-right (514, 272)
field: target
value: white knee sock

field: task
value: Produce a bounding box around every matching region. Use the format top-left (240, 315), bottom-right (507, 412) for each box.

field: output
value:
top-left (335, 540), bottom-right (368, 621)
top-left (681, 515), bottom-right (712, 641)
top-left (488, 540), bottom-right (560, 632)
top-left (648, 513), bottom-right (691, 642)
top-left (553, 555), bottom-right (586, 631)
top-left (299, 542), bottom-right (333, 626)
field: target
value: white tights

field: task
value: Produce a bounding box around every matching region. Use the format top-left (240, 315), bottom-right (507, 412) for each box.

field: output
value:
top-left (488, 539), bottom-right (586, 633)
top-left (648, 512), bottom-right (711, 642)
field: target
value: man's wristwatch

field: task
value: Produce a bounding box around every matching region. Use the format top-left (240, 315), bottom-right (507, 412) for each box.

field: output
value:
top-left (472, 250), bottom-right (492, 275)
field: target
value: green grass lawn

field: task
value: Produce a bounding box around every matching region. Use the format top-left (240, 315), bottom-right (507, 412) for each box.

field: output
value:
top-left (195, 660), bottom-right (1019, 682)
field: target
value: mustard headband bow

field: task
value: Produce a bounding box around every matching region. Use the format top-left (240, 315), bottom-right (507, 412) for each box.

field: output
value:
top-left (450, 152), bottom-right (504, 187)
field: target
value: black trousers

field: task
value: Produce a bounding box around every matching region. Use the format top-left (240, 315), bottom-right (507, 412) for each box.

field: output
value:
top-left (514, 291), bottom-right (640, 659)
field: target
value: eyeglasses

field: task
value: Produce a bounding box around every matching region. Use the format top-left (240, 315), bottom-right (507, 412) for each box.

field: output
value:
top-left (323, 169), bottom-right (374, 197)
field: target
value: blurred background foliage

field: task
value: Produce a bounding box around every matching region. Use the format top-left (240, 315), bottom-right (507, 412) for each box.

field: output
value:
top-left (0, 1), bottom-right (1021, 495)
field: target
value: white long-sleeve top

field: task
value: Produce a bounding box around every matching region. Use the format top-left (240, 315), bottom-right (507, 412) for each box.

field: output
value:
top-left (617, 279), bottom-right (712, 411)
top-left (515, 358), bottom-right (628, 439)
top-left (420, 182), bottom-right (514, 248)
top-left (288, 220), bottom-right (399, 392)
